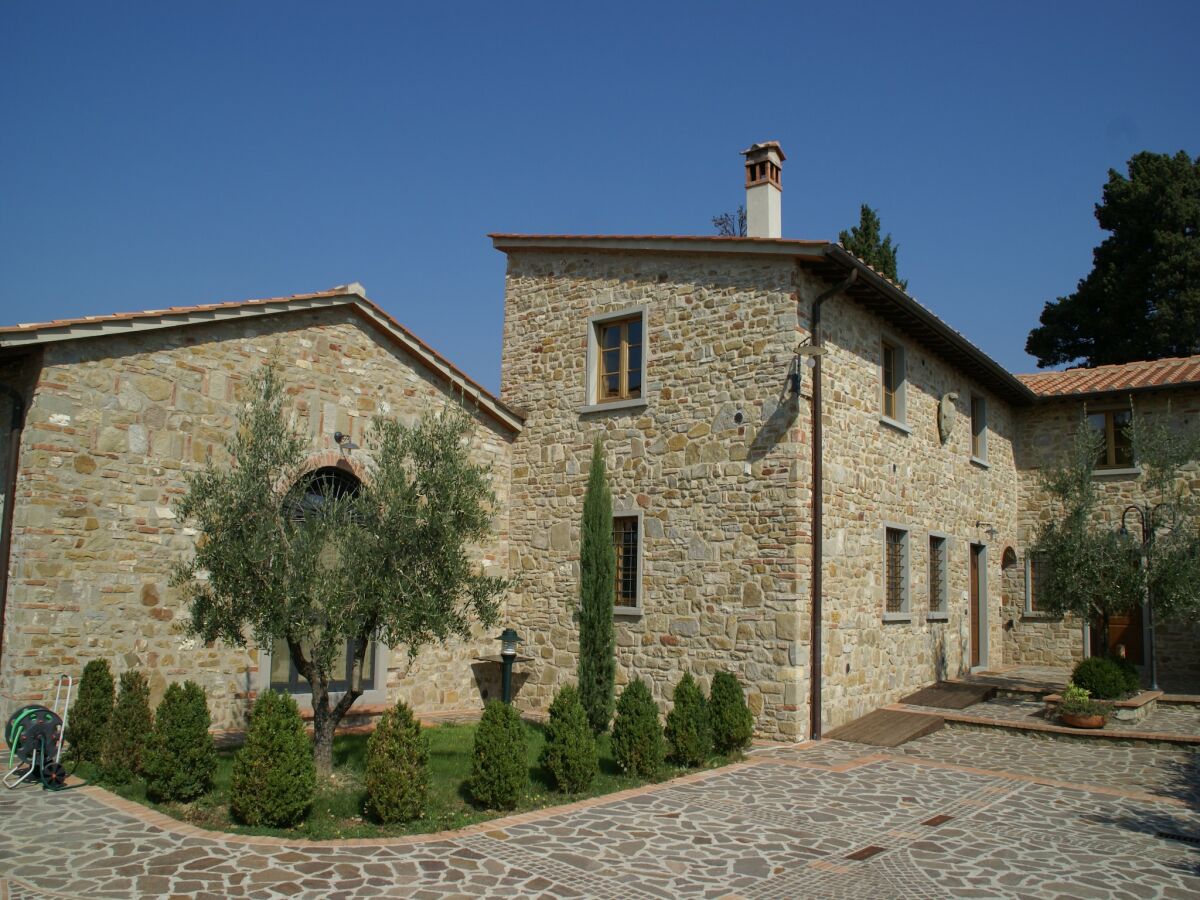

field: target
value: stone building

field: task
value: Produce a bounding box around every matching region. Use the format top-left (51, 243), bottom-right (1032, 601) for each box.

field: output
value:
top-left (1, 143), bottom-right (1197, 739)
top-left (0, 291), bottom-right (522, 730)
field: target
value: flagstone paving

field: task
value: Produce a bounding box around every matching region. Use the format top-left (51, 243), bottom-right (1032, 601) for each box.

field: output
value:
top-left (2, 730), bottom-right (1198, 898)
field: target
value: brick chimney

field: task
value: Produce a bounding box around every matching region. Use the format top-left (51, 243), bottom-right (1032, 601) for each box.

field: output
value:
top-left (741, 141), bottom-right (785, 239)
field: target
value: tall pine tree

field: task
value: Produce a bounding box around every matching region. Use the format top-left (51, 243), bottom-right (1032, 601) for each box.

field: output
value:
top-left (578, 439), bottom-right (616, 734)
top-left (1026, 150), bottom-right (1200, 368)
top-left (839, 204), bottom-right (907, 290)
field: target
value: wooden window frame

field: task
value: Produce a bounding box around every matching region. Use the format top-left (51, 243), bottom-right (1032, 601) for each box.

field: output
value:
top-left (611, 509), bottom-right (644, 616)
top-left (1087, 408), bottom-right (1134, 470)
top-left (970, 393), bottom-right (988, 464)
top-left (883, 525), bottom-right (911, 620)
top-left (583, 307), bottom-right (648, 412)
top-left (880, 338), bottom-right (908, 428)
top-left (597, 316), bottom-right (643, 403)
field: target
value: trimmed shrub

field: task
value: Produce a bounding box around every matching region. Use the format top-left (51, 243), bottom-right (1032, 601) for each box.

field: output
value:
top-left (66, 659), bottom-right (114, 764)
top-left (1071, 655), bottom-right (1138, 700)
top-left (230, 691), bottom-right (315, 827)
top-left (364, 701), bottom-right (429, 823)
top-left (611, 678), bottom-right (664, 777)
top-left (709, 671), bottom-right (754, 754)
top-left (99, 670), bottom-right (153, 784)
top-left (1112, 656), bottom-right (1142, 695)
top-left (539, 685), bottom-right (598, 794)
top-left (468, 700), bottom-right (527, 810)
top-left (664, 672), bottom-right (711, 767)
top-left (144, 681), bottom-right (217, 803)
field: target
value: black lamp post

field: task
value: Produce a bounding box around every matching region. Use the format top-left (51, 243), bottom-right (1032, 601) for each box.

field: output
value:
top-left (1119, 503), bottom-right (1168, 691)
top-left (499, 628), bottom-right (521, 704)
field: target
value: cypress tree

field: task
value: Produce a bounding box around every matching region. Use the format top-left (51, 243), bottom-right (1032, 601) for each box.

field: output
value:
top-left (66, 659), bottom-right (115, 764)
top-left (578, 439), bottom-right (616, 734)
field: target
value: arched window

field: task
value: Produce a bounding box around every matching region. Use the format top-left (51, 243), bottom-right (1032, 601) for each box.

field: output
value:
top-left (270, 466), bottom-right (377, 695)
top-left (1001, 547), bottom-right (1018, 570)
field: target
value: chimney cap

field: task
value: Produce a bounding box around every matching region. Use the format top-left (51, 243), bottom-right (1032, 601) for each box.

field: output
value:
top-left (740, 141), bottom-right (786, 162)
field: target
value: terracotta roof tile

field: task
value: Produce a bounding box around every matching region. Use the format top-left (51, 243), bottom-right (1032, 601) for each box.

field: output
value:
top-left (1017, 355), bottom-right (1200, 397)
top-left (0, 288), bottom-right (524, 431)
top-left (487, 233), bottom-right (828, 247)
top-left (0, 289), bottom-right (350, 334)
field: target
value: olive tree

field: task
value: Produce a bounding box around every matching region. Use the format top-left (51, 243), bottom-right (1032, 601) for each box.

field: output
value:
top-left (173, 367), bottom-right (508, 773)
top-left (1030, 405), bottom-right (1200, 649)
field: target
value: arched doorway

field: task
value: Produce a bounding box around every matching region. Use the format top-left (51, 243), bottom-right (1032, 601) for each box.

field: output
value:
top-left (269, 466), bottom-right (378, 694)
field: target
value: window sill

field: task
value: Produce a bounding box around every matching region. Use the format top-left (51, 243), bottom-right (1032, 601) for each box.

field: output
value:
top-left (1092, 466), bottom-right (1141, 479)
top-left (926, 613), bottom-right (949, 622)
top-left (579, 398), bottom-right (648, 415)
top-left (1021, 611), bottom-right (1060, 621)
top-left (882, 612), bottom-right (911, 623)
top-left (969, 455), bottom-right (989, 469)
top-left (614, 606), bottom-right (644, 619)
top-left (879, 415), bottom-right (912, 435)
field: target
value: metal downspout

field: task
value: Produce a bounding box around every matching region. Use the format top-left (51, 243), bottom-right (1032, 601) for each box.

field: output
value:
top-left (808, 269), bottom-right (856, 740)
top-left (0, 382), bottom-right (27, 667)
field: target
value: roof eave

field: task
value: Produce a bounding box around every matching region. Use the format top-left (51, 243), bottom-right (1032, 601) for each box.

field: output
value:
top-left (818, 245), bottom-right (1038, 405)
top-left (490, 234), bottom-right (829, 259)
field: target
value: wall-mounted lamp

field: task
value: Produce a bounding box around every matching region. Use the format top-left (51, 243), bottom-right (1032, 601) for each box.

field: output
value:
top-left (333, 431), bottom-right (359, 454)
top-left (975, 520), bottom-right (999, 540)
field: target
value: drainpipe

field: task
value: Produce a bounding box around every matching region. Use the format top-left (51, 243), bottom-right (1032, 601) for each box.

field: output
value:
top-left (808, 268), bottom-right (856, 740)
top-left (0, 380), bottom-right (27, 666)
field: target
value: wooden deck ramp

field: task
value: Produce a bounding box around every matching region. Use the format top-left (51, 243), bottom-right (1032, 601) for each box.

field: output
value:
top-left (899, 681), bottom-right (996, 709)
top-left (824, 708), bottom-right (944, 747)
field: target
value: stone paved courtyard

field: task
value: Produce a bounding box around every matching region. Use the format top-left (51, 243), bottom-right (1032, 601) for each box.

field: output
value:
top-left (2, 731), bottom-right (1199, 899)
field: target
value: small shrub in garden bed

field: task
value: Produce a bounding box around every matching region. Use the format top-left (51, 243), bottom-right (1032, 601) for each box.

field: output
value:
top-left (364, 701), bottom-right (429, 823)
top-left (468, 700), bottom-right (527, 809)
top-left (539, 685), bottom-right (598, 793)
top-left (100, 670), bottom-right (153, 784)
top-left (144, 681), bottom-right (217, 803)
top-left (1071, 656), bottom-right (1139, 700)
top-left (709, 671), bottom-right (754, 754)
top-left (611, 678), bottom-right (664, 777)
top-left (67, 659), bottom-right (114, 764)
top-left (230, 691), bottom-right (315, 827)
top-left (665, 672), bottom-right (711, 767)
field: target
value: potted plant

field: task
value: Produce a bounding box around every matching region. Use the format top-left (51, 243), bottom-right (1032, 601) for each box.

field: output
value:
top-left (1058, 682), bottom-right (1109, 729)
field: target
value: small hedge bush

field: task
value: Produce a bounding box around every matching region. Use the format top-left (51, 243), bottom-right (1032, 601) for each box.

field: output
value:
top-left (468, 700), bottom-right (527, 810)
top-left (1071, 655), bottom-right (1139, 700)
top-left (611, 678), bottom-right (664, 777)
top-left (539, 685), bottom-right (598, 794)
top-left (709, 670), bottom-right (754, 754)
top-left (66, 659), bottom-right (114, 764)
top-left (665, 672), bottom-right (711, 767)
top-left (364, 701), bottom-right (429, 824)
top-left (144, 681), bottom-right (217, 803)
top-left (230, 691), bottom-right (315, 827)
top-left (100, 670), bottom-right (153, 784)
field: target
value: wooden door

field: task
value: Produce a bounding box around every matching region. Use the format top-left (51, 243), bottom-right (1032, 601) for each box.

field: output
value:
top-left (1090, 610), bottom-right (1145, 664)
top-left (969, 544), bottom-right (982, 668)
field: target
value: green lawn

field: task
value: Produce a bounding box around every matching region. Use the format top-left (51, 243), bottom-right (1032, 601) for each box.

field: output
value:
top-left (77, 721), bottom-right (733, 840)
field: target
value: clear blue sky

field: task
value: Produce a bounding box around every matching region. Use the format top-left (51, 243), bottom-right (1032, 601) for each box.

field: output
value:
top-left (2, 2), bottom-right (1196, 391)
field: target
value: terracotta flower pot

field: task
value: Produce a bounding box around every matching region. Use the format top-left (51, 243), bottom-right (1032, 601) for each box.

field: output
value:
top-left (1060, 710), bottom-right (1105, 729)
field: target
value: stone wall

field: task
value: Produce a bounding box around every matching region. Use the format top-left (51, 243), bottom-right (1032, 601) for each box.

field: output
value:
top-left (1012, 388), bottom-right (1200, 686)
top-left (499, 250), bottom-right (811, 740)
top-left (497, 247), bottom-right (1027, 739)
top-left (0, 309), bottom-right (514, 729)
top-left (814, 278), bottom-right (1021, 729)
